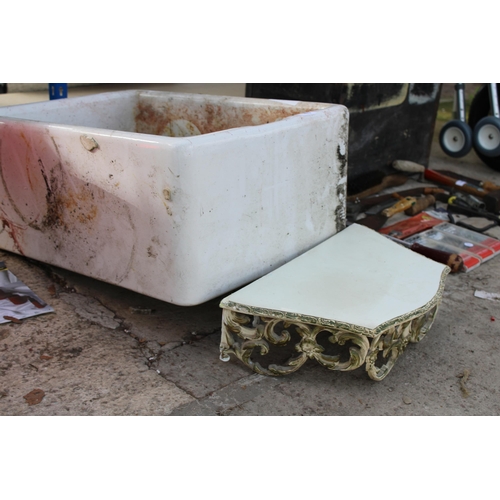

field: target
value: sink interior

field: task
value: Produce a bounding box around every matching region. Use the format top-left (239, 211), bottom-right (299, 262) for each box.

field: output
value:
top-left (0, 90), bottom-right (329, 138)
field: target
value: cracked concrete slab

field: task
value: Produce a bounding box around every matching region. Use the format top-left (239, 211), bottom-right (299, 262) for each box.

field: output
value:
top-left (47, 265), bottom-right (223, 346)
top-left (157, 333), bottom-right (251, 400)
top-left (168, 373), bottom-right (281, 415)
top-left (60, 292), bottom-right (121, 330)
top-left (0, 252), bottom-right (195, 416)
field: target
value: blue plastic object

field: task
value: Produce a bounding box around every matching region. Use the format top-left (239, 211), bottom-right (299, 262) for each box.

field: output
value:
top-left (49, 83), bottom-right (68, 100)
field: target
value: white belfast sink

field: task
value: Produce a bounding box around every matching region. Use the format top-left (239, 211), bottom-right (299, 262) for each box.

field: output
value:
top-left (0, 90), bottom-right (348, 305)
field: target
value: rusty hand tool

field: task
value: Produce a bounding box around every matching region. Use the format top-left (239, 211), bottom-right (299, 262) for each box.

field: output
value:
top-left (385, 235), bottom-right (464, 273)
top-left (347, 187), bottom-right (446, 221)
top-left (424, 168), bottom-right (489, 196)
top-left (388, 191), bottom-right (437, 215)
top-left (404, 194), bottom-right (436, 216)
top-left (347, 174), bottom-right (409, 202)
top-left (424, 169), bottom-right (500, 214)
top-left (356, 197), bottom-right (417, 230)
top-left (433, 169), bottom-right (500, 192)
top-left (481, 180), bottom-right (500, 192)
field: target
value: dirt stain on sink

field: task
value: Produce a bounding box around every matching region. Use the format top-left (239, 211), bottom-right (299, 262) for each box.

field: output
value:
top-left (134, 99), bottom-right (310, 137)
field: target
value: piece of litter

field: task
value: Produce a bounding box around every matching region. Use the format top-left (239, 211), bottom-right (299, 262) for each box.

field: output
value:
top-left (403, 396), bottom-right (412, 405)
top-left (474, 290), bottom-right (500, 301)
top-left (457, 370), bottom-right (471, 398)
top-left (129, 306), bottom-right (154, 315)
top-left (3, 315), bottom-right (21, 323)
top-left (0, 262), bottom-right (54, 324)
top-left (23, 388), bottom-right (45, 406)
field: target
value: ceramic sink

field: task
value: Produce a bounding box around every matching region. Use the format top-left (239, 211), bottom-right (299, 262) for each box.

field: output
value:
top-left (0, 90), bottom-right (348, 305)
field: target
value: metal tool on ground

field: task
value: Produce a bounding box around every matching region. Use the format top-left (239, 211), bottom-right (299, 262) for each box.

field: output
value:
top-left (393, 162), bottom-right (500, 197)
top-left (356, 196), bottom-right (417, 230)
top-left (439, 83), bottom-right (473, 158)
top-left (346, 174), bottom-right (409, 202)
top-left (363, 198), bottom-right (403, 216)
top-left (447, 198), bottom-right (500, 233)
top-left (347, 187), bottom-right (446, 221)
top-left (448, 192), bottom-right (486, 211)
top-left (384, 235), bottom-right (464, 273)
top-left (432, 169), bottom-right (500, 192)
top-left (405, 194), bottom-right (436, 216)
top-left (424, 168), bottom-right (500, 214)
top-left (424, 168), bottom-right (488, 196)
top-left (357, 192), bottom-right (439, 230)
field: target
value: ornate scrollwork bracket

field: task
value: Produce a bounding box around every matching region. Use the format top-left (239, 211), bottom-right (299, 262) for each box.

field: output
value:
top-left (220, 302), bottom-right (441, 381)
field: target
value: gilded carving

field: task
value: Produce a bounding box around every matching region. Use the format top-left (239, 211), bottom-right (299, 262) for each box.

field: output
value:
top-left (220, 302), bottom-right (442, 381)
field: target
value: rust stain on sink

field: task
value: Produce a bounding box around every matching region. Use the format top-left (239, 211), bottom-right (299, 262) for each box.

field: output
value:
top-left (41, 177), bottom-right (99, 231)
top-left (0, 130), bottom-right (100, 250)
top-left (0, 217), bottom-right (25, 255)
top-left (0, 125), bottom-right (138, 285)
top-left (40, 168), bottom-right (99, 231)
top-left (134, 100), bottom-right (307, 137)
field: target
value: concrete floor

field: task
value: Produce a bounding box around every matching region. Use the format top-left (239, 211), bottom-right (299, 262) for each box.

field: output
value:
top-left (0, 84), bottom-right (499, 417)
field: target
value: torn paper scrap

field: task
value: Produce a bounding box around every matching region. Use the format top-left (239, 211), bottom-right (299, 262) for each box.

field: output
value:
top-left (0, 261), bottom-right (54, 324)
top-left (474, 290), bottom-right (500, 301)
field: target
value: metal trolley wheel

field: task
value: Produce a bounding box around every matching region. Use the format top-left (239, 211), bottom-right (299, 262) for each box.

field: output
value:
top-left (439, 83), bottom-right (473, 158)
top-left (468, 83), bottom-right (500, 171)
top-left (473, 116), bottom-right (500, 157)
top-left (439, 119), bottom-right (473, 157)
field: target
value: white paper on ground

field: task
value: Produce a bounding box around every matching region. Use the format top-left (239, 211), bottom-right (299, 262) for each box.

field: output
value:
top-left (0, 262), bottom-right (54, 324)
top-left (474, 290), bottom-right (500, 301)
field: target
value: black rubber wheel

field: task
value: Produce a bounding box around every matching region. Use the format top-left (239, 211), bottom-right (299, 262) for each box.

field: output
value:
top-left (439, 119), bottom-right (473, 157)
top-left (468, 83), bottom-right (500, 171)
top-left (473, 116), bottom-right (500, 157)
